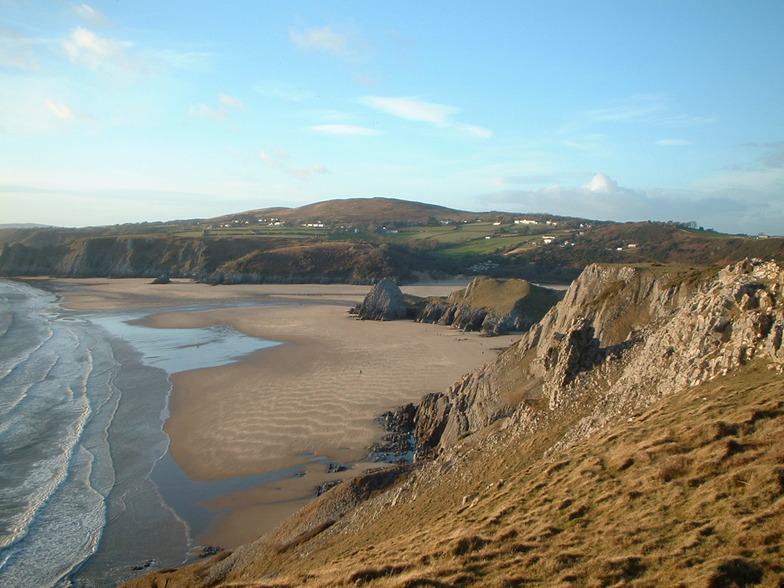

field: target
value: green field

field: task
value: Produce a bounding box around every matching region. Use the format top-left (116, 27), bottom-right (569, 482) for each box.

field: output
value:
top-left (435, 233), bottom-right (546, 257)
top-left (187, 221), bottom-right (561, 258)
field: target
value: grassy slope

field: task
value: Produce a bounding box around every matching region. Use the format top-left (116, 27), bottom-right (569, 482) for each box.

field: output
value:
top-left (448, 278), bottom-right (533, 315)
top-left (445, 277), bottom-right (563, 324)
top-left (129, 360), bottom-right (784, 587)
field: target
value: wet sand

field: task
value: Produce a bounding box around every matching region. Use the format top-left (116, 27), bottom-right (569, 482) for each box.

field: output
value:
top-left (49, 278), bottom-right (519, 548)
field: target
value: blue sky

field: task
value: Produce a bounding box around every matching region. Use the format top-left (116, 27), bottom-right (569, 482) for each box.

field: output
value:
top-left (1, 1), bottom-right (782, 234)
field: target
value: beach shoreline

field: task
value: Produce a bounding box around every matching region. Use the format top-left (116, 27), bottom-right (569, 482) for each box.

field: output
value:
top-left (42, 278), bottom-right (519, 550)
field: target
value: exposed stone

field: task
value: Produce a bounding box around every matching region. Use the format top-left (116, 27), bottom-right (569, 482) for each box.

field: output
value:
top-left (352, 278), bottom-right (416, 321)
top-left (410, 259), bottom-right (784, 458)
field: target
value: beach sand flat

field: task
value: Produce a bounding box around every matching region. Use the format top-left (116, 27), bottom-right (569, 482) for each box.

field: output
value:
top-left (48, 278), bottom-right (519, 547)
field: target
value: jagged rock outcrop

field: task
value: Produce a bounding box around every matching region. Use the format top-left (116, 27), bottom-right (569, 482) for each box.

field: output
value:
top-left (412, 259), bottom-right (784, 456)
top-left (351, 276), bottom-right (562, 335)
top-left (418, 301), bottom-right (530, 335)
top-left (351, 279), bottom-right (416, 320)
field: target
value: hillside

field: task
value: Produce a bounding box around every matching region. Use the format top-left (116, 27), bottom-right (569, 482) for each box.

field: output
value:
top-left (233, 197), bottom-right (479, 225)
top-left (126, 259), bottom-right (784, 587)
top-left (0, 198), bottom-right (781, 282)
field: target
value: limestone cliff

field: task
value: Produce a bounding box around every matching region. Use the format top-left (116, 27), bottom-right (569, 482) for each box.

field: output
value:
top-left (0, 236), bottom-right (400, 283)
top-left (413, 259), bottom-right (784, 456)
top-left (0, 236), bottom-right (219, 278)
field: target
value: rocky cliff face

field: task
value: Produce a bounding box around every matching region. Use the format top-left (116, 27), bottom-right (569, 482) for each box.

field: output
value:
top-left (0, 237), bottom-right (219, 278)
top-left (412, 260), bottom-right (784, 456)
top-left (0, 235), bottom-right (410, 284)
top-left (417, 301), bottom-right (530, 334)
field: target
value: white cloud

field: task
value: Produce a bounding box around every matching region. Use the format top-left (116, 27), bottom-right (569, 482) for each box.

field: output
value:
top-left (582, 173), bottom-right (619, 192)
top-left (309, 124), bottom-right (379, 136)
top-left (359, 96), bottom-right (457, 124)
top-left (63, 27), bottom-right (142, 77)
top-left (359, 95), bottom-right (491, 139)
top-left (479, 172), bottom-right (784, 235)
top-left (290, 26), bottom-right (350, 56)
top-left (258, 150), bottom-right (328, 181)
top-left (65, 27), bottom-right (124, 60)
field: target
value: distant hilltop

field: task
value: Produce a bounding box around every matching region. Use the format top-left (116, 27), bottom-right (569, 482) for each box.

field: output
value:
top-left (0, 197), bottom-right (782, 283)
top-left (223, 196), bottom-right (484, 225)
top-left (0, 223), bottom-right (51, 229)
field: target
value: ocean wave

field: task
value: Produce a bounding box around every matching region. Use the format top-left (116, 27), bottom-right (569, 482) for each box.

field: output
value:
top-left (0, 282), bottom-right (111, 587)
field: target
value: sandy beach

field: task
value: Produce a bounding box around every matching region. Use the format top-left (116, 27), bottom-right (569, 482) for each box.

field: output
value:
top-left (48, 278), bottom-right (519, 548)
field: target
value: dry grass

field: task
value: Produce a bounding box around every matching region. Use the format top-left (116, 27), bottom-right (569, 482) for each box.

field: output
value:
top-left (447, 277), bottom-right (533, 315)
top-left (127, 361), bottom-right (784, 587)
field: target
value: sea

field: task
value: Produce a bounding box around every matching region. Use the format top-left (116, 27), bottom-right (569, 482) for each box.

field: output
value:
top-left (0, 279), bottom-right (279, 587)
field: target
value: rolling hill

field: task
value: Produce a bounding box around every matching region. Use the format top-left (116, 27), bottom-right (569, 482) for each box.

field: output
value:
top-left (0, 197), bottom-right (781, 283)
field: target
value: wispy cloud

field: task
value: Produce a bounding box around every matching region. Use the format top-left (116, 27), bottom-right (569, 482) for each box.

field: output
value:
top-left (289, 25), bottom-right (374, 83)
top-left (259, 149), bottom-right (328, 181)
top-left (255, 80), bottom-right (315, 104)
top-left (745, 142), bottom-right (784, 169)
top-left (219, 93), bottom-right (246, 111)
top-left (359, 95), bottom-right (491, 139)
top-left (453, 123), bottom-right (492, 139)
top-left (0, 27), bottom-right (41, 71)
top-left (63, 27), bottom-right (143, 77)
top-left (189, 94), bottom-right (246, 122)
top-left (45, 99), bottom-right (94, 122)
top-left (697, 142), bottom-right (784, 194)
top-left (290, 26), bottom-right (350, 56)
top-left (359, 96), bottom-right (457, 124)
top-left (189, 103), bottom-right (229, 122)
top-left (584, 94), bottom-right (715, 128)
top-left (73, 4), bottom-right (113, 28)
top-left (586, 94), bottom-right (666, 123)
top-left (564, 134), bottom-right (605, 151)
top-left (309, 124), bottom-right (379, 136)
